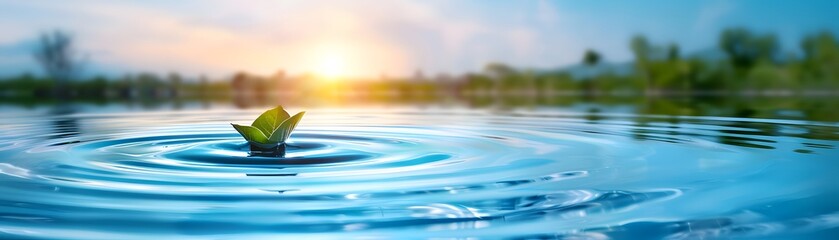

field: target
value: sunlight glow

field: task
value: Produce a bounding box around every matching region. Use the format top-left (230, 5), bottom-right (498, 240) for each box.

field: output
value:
top-left (317, 50), bottom-right (347, 80)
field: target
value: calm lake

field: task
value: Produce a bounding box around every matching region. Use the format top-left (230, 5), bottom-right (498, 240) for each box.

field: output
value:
top-left (0, 97), bottom-right (837, 239)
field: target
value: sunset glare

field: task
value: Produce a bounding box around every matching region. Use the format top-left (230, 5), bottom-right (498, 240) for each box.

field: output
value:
top-left (317, 51), bottom-right (347, 80)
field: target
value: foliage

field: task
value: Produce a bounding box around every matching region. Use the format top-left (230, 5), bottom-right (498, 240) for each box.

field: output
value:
top-left (583, 49), bottom-right (601, 66)
top-left (231, 106), bottom-right (305, 146)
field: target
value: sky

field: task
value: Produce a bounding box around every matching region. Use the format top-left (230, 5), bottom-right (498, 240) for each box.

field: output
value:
top-left (1, 0), bottom-right (838, 79)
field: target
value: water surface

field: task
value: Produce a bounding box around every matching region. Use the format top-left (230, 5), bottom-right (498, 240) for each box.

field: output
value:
top-left (0, 107), bottom-right (837, 239)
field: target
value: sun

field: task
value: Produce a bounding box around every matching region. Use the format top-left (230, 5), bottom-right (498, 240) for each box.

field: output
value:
top-left (317, 52), bottom-right (346, 80)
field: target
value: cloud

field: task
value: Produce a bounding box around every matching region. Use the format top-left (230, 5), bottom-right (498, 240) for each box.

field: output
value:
top-left (3, 0), bottom-right (830, 78)
top-left (693, 0), bottom-right (736, 33)
top-left (537, 0), bottom-right (561, 26)
top-left (0, 0), bottom-right (586, 77)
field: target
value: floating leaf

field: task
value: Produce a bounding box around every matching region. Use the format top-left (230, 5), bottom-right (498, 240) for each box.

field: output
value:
top-left (231, 124), bottom-right (268, 144)
top-left (251, 106), bottom-right (291, 137)
top-left (268, 111), bottom-right (305, 143)
top-left (231, 106), bottom-right (305, 146)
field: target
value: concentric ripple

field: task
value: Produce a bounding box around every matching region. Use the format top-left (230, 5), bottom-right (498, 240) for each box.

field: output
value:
top-left (0, 108), bottom-right (837, 239)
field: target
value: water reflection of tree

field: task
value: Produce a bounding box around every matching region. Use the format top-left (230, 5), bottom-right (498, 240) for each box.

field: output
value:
top-left (33, 30), bottom-right (82, 139)
top-left (47, 104), bottom-right (80, 139)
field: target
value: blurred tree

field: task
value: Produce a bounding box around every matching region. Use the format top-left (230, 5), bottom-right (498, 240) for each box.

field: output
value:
top-left (77, 75), bottom-right (108, 99)
top-left (583, 49), bottom-right (601, 66)
top-left (167, 73), bottom-right (183, 98)
top-left (580, 50), bottom-right (603, 94)
top-left (484, 62), bottom-right (518, 93)
top-left (136, 72), bottom-right (162, 98)
top-left (631, 36), bottom-right (651, 63)
top-left (719, 28), bottom-right (783, 91)
top-left (667, 44), bottom-right (680, 62)
top-left (630, 35), bottom-right (652, 92)
top-left (800, 32), bottom-right (839, 86)
top-left (1, 27), bottom-right (833, 105)
top-left (720, 28), bottom-right (755, 70)
top-left (484, 62), bottom-right (516, 78)
top-left (198, 75), bottom-right (209, 99)
top-left (719, 28), bottom-right (779, 71)
top-left (33, 30), bottom-right (83, 98)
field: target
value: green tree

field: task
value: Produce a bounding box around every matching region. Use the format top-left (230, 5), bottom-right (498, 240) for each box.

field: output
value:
top-left (800, 32), bottom-right (839, 86)
top-left (33, 30), bottom-right (83, 98)
top-left (483, 62), bottom-right (519, 92)
top-left (583, 49), bottom-right (601, 66)
top-left (667, 44), bottom-right (680, 62)
top-left (630, 35), bottom-right (652, 91)
top-left (719, 28), bottom-right (779, 71)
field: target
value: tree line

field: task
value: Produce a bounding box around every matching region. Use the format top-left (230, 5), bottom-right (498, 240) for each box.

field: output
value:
top-left (1, 28), bottom-right (838, 104)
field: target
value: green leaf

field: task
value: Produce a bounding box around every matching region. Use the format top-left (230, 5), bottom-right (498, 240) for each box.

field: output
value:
top-left (268, 111), bottom-right (305, 143)
top-left (251, 106), bottom-right (291, 137)
top-left (231, 106), bottom-right (304, 147)
top-left (231, 123), bottom-right (270, 144)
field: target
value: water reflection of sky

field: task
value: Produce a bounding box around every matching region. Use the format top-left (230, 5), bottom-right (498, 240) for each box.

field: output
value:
top-left (0, 106), bottom-right (837, 238)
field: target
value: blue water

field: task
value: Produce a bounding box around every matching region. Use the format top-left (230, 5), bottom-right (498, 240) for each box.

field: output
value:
top-left (0, 107), bottom-right (837, 239)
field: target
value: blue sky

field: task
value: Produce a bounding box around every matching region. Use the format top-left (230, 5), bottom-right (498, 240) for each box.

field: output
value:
top-left (0, 0), bottom-right (837, 78)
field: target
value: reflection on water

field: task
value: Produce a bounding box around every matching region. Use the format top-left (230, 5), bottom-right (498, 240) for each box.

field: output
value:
top-left (3, 95), bottom-right (839, 122)
top-left (0, 107), bottom-right (837, 239)
top-left (47, 104), bottom-right (80, 139)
